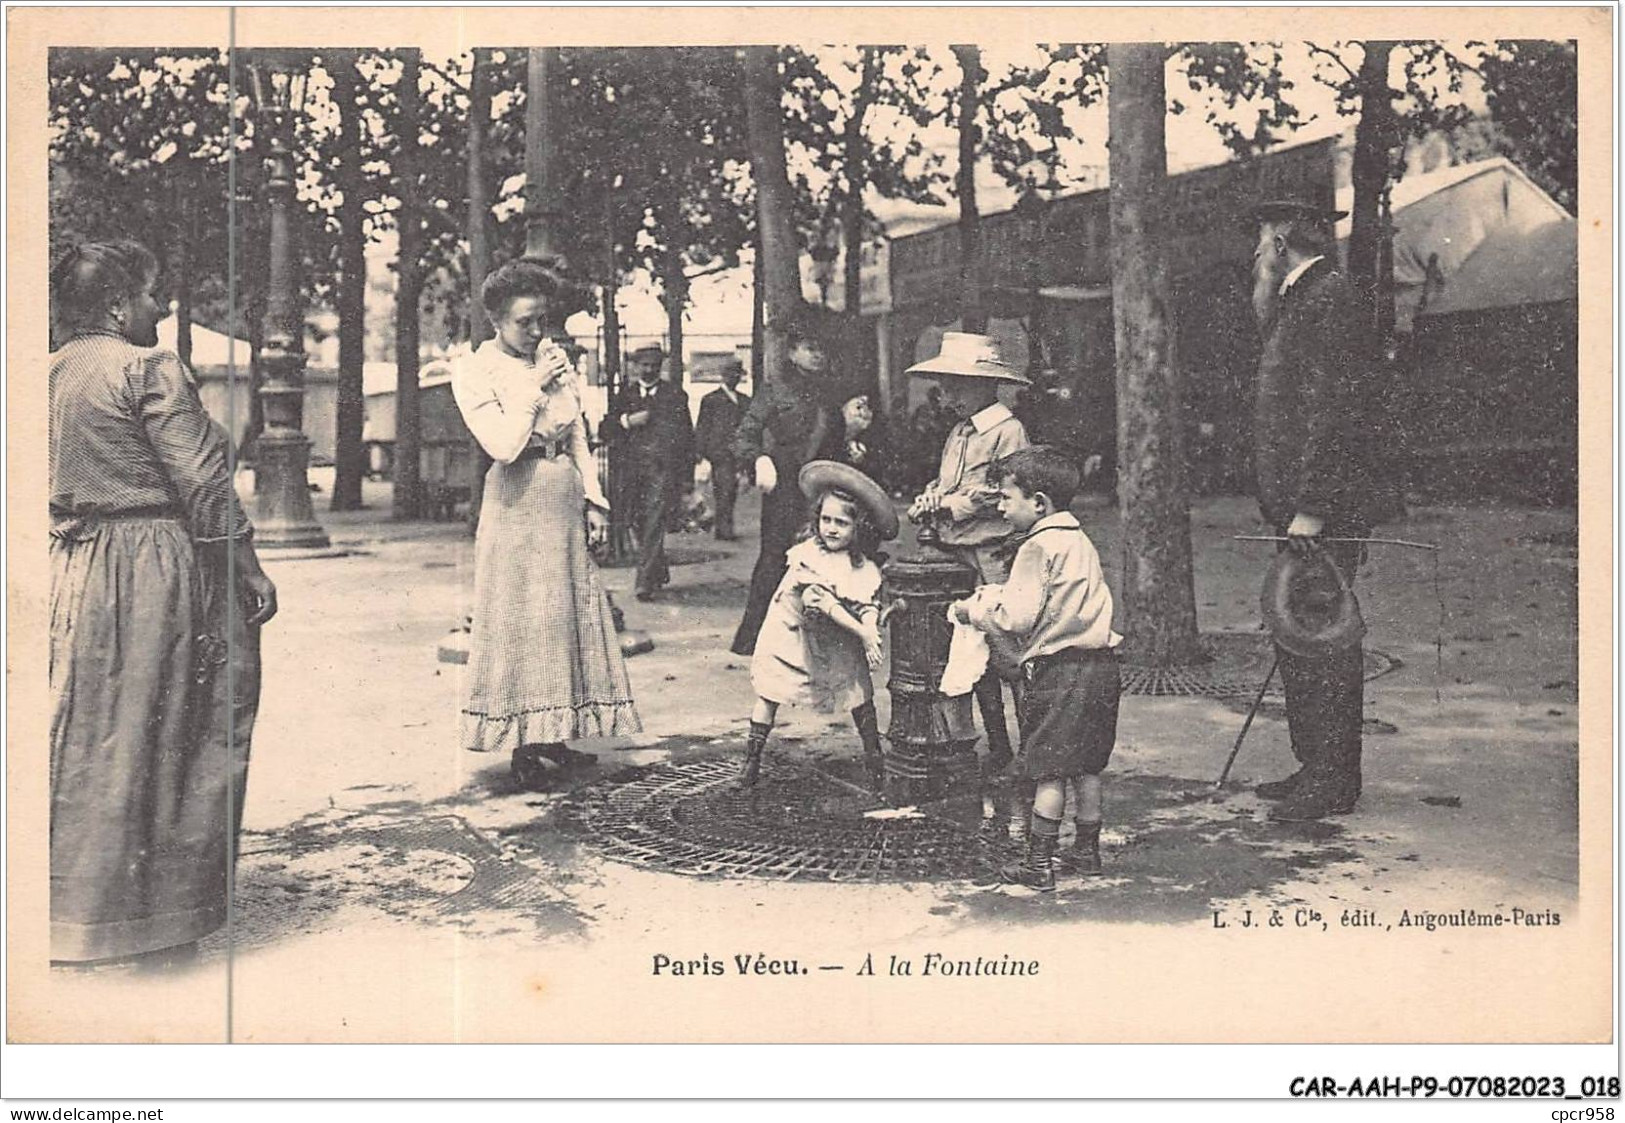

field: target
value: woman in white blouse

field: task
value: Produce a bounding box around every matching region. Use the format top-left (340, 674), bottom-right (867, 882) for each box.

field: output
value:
top-left (451, 259), bottom-right (642, 788)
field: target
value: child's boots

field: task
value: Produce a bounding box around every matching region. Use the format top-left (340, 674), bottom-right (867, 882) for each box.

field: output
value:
top-left (1063, 820), bottom-right (1103, 876)
top-left (852, 701), bottom-right (886, 796)
top-left (999, 813), bottom-right (1059, 892)
top-left (738, 721), bottom-right (771, 788)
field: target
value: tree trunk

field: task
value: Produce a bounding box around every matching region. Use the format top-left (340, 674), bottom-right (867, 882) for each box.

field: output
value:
top-left (173, 184), bottom-right (193, 370)
top-left (1106, 41), bottom-right (1202, 666)
top-left (841, 47), bottom-right (879, 322)
top-left (751, 235), bottom-right (766, 386)
top-left (465, 47), bottom-right (495, 534)
top-left (240, 280), bottom-right (267, 463)
top-left (662, 240), bottom-right (687, 383)
top-left (743, 46), bottom-right (801, 385)
top-left (523, 48), bottom-right (565, 265)
top-left (392, 47), bottom-right (424, 520)
top-left (952, 44), bottom-right (986, 334)
top-left (330, 50), bottom-right (368, 511)
top-left (1348, 40), bottom-right (1396, 333)
top-left (602, 195), bottom-right (621, 392)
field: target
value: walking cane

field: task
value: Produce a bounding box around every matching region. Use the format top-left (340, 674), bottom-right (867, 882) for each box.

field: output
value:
top-left (1215, 653), bottom-right (1280, 788)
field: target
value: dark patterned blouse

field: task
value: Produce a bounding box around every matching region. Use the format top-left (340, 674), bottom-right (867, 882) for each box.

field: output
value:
top-left (49, 331), bottom-right (251, 543)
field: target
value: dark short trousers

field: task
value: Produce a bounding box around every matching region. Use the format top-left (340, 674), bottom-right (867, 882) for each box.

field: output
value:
top-left (1015, 647), bottom-right (1121, 780)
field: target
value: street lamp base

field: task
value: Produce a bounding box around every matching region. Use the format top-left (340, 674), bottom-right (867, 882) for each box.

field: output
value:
top-left (251, 519), bottom-right (335, 549)
top-left (252, 431), bottom-right (331, 548)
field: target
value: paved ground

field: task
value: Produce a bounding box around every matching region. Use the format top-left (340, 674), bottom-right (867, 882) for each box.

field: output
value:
top-left (41, 479), bottom-right (1585, 1042)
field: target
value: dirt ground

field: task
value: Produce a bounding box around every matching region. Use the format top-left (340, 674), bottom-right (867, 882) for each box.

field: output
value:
top-left (38, 481), bottom-right (1589, 1043)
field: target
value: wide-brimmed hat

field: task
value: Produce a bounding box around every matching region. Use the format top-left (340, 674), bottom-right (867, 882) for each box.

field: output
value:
top-left (799, 460), bottom-right (900, 541)
top-left (1255, 198), bottom-right (1348, 225)
top-left (1261, 550), bottom-right (1366, 659)
top-left (905, 332), bottom-right (1031, 385)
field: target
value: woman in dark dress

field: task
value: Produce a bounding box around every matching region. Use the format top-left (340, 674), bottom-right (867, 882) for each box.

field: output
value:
top-left (49, 240), bottom-right (276, 967)
top-left (729, 306), bottom-right (845, 655)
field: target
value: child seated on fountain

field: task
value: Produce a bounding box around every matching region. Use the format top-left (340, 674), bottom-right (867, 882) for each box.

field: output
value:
top-left (740, 461), bottom-right (899, 795)
top-left (904, 334), bottom-right (1032, 785)
top-left (951, 446), bottom-right (1122, 890)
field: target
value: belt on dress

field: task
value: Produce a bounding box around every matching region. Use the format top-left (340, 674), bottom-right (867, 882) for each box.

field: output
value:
top-left (49, 504), bottom-right (183, 542)
top-left (515, 438), bottom-right (569, 463)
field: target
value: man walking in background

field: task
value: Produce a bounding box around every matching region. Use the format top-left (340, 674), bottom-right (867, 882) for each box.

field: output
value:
top-left (606, 343), bottom-right (696, 601)
top-left (694, 359), bottom-right (751, 541)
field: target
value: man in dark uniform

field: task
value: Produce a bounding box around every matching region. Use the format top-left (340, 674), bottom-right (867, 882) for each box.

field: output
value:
top-left (729, 304), bottom-right (844, 655)
top-left (1250, 198), bottom-right (1398, 822)
top-left (693, 358), bottom-right (751, 540)
top-left (606, 343), bottom-right (696, 601)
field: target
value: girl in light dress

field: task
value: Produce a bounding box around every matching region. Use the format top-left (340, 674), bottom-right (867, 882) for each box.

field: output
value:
top-left (740, 460), bottom-right (898, 793)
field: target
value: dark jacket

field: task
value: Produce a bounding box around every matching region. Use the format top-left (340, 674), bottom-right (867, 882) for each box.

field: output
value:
top-left (694, 386), bottom-right (751, 464)
top-left (1255, 259), bottom-right (1399, 532)
top-left (731, 369), bottom-right (841, 478)
top-left (606, 378), bottom-right (695, 490)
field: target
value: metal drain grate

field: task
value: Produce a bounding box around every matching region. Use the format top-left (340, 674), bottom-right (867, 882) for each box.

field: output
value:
top-left (567, 758), bottom-right (1003, 883)
top-left (1120, 633), bottom-right (1397, 699)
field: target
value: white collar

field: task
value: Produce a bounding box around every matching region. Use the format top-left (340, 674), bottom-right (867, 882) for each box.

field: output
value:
top-left (1279, 255), bottom-right (1327, 296)
top-left (1027, 510), bottom-right (1082, 535)
top-left (968, 401), bottom-right (1014, 434)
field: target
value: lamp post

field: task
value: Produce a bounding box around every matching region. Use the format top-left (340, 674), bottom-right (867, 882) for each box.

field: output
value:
top-left (246, 48), bottom-right (329, 548)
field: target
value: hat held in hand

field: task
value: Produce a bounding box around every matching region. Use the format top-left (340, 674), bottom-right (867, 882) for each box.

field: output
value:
top-left (1261, 550), bottom-right (1365, 659)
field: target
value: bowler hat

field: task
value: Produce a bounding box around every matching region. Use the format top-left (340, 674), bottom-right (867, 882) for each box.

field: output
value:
top-left (1255, 198), bottom-right (1348, 225)
top-left (799, 460), bottom-right (900, 541)
top-left (905, 332), bottom-right (1031, 385)
top-left (1261, 550), bottom-right (1366, 659)
top-left (628, 343), bottom-right (666, 362)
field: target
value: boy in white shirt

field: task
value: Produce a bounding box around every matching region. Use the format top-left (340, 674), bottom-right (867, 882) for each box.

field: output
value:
top-left (952, 446), bottom-right (1122, 890)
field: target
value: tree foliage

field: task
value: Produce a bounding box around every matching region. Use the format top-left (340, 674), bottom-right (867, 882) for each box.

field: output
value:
top-left (1476, 39), bottom-right (1577, 213)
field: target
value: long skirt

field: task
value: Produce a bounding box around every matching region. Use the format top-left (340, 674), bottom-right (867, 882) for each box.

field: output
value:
top-left (730, 482), bottom-right (805, 655)
top-left (461, 456), bottom-right (642, 753)
top-left (49, 517), bottom-right (258, 961)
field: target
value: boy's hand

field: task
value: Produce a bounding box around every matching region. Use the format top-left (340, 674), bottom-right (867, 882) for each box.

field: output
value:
top-left (938, 492), bottom-right (977, 521)
top-left (907, 487), bottom-right (939, 520)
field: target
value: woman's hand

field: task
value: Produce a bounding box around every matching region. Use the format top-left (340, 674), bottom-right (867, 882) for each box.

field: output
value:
top-left (534, 340), bottom-right (572, 390)
top-left (241, 568), bottom-right (278, 626)
top-left (948, 600), bottom-right (972, 625)
top-left (755, 455), bottom-right (778, 493)
top-left (585, 506), bottom-right (609, 551)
